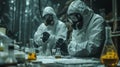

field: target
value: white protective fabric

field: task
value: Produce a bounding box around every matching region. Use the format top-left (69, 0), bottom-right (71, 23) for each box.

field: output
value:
top-left (67, 0), bottom-right (105, 57)
top-left (34, 6), bottom-right (67, 54)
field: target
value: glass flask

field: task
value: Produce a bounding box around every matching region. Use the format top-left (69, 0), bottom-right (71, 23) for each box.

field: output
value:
top-left (45, 44), bottom-right (51, 56)
top-left (27, 38), bottom-right (36, 61)
top-left (100, 26), bottom-right (119, 67)
top-left (55, 48), bottom-right (61, 59)
top-left (52, 48), bottom-right (56, 56)
top-left (5, 45), bottom-right (17, 67)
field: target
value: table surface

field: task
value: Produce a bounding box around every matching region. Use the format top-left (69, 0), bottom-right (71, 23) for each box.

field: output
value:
top-left (14, 50), bottom-right (120, 67)
top-left (29, 56), bottom-right (120, 67)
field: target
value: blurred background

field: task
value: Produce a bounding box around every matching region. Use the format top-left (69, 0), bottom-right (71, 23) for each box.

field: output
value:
top-left (0, 0), bottom-right (120, 54)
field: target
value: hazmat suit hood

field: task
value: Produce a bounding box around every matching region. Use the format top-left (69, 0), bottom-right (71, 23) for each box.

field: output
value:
top-left (42, 6), bottom-right (58, 27)
top-left (42, 6), bottom-right (56, 17)
top-left (67, 0), bottom-right (94, 30)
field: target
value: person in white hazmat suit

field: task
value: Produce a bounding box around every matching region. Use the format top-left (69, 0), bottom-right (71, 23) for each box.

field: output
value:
top-left (34, 6), bottom-right (67, 55)
top-left (67, 0), bottom-right (105, 57)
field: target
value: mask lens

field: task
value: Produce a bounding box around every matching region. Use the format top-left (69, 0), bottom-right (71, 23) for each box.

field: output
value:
top-left (69, 15), bottom-right (78, 23)
top-left (43, 14), bottom-right (53, 25)
top-left (68, 13), bottom-right (83, 30)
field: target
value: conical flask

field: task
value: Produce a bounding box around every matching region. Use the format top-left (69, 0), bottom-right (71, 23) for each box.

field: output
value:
top-left (27, 38), bottom-right (36, 61)
top-left (100, 26), bottom-right (119, 67)
top-left (55, 48), bottom-right (61, 59)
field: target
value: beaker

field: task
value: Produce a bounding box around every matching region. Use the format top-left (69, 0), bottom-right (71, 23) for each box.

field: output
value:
top-left (55, 48), bottom-right (61, 59)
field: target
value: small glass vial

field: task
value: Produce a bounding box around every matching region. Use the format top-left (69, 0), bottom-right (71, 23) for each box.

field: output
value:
top-left (100, 26), bottom-right (119, 67)
top-left (55, 48), bottom-right (61, 59)
top-left (45, 44), bottom-right (51, 56)
top-left (52, 48), bottom-right (56, 56)
top-left (5, 45), bottom-right (17, 67)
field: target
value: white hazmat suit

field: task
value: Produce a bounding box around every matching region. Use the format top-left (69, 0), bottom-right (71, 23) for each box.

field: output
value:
top-left (34, 6), bottom-right (67, 55)
top-left (67, 0), bottom-right (105, 57)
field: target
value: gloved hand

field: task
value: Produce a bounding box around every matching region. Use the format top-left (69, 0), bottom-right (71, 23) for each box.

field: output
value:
top-left (56, 38), bottom-right (64, 48)
top-left (42, 32), bottom-right (50, 42)
top-left (56, 38), bottom-right (68, 55)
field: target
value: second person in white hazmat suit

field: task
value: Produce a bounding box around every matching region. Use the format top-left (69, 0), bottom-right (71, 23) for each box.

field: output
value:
top-left (34, 6), bottom-right (67, 55)
top-left (67, 0), bottom-right (105, 57)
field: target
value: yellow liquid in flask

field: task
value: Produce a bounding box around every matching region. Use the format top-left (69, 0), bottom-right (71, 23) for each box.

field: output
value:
top-left (100, 46), bottom-right (119, 67)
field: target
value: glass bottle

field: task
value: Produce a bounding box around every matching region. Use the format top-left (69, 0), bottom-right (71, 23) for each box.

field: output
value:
top-left (100, 26), bottom-right (119, 67)
top-left (55, 48), bottom-right (61, 59)
top-left (0, 40), bottom-right (4, 51)
top-left (27, 38), bottom-right (36, 61)
top-left (5, 45), bottom-right (17, 67)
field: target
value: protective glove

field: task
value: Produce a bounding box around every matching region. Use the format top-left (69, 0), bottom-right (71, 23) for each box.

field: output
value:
top-left (42, 32), bottom-right (50, 42)
top-left (56, 38), bottom-right (68, 55)
top-left (56, 38), bottom-right (64, 48)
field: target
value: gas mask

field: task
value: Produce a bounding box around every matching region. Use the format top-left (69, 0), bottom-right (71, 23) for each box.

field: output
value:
top-left (68, 13), bottom-right (83, 30)
top-left (43, 14), bottom-right (54, 26)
